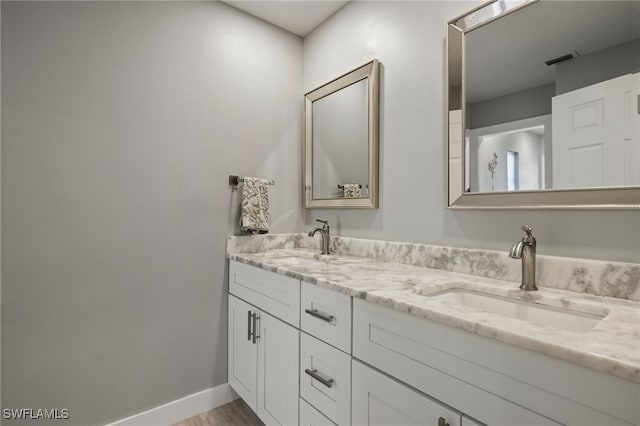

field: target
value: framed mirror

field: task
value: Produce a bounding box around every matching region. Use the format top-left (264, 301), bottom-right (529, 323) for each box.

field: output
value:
top-left (447, 0), bottom-right (640, 208)
top-left (305, 59), bottom-right (380, 208)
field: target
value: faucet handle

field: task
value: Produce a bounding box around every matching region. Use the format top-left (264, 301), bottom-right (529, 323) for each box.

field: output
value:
top-left (316, 219), bottom-right (329, 228)
top-left (520, 225), bottom-right (536, 244)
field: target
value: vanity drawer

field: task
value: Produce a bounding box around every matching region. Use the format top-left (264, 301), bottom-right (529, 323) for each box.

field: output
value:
top-left (300, 332), bottom-right (351, 426)
top-left (353, 299), bottom-right (565, 426)
top-left (300, 398), bottom-right (336, 426)
top-left (352, 359), bottom-right (461, 426)
top-left (301, 281), bottom-right (352, 353)
top-left (229, 260), bottom-right (300, 327)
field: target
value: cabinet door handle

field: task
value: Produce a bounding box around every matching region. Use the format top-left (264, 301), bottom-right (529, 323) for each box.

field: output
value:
top-left (252, 313), bottom-right (260, 344)
top-left (304, 368), bottom-right (334, 388)
top-left (437, 417), bottom-right (449, 426)
top-left (304, 308), bottom-right (334, 323)
top-left (247, 311), bottom-right (253, 341)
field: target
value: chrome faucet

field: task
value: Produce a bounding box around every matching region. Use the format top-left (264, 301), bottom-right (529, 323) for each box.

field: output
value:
top-left (509, 225), bottom-right (538, 291)
top-left (308, 219), bottom-right (330, 255)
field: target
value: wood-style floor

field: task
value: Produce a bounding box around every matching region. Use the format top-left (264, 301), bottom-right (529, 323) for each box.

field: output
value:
top-left (172, 399), bottom-right (264, 426)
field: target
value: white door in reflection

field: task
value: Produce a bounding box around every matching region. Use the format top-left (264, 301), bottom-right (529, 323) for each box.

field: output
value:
top-left (552, 73), bottom-right (640, 189)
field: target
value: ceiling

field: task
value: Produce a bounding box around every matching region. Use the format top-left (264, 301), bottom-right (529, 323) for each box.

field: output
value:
top-left (223, 1), bottom-right (638, 101)
top-left (465, 1), bottom-right (639, 104)
top-left (223, 1), bottom-right (349, 37)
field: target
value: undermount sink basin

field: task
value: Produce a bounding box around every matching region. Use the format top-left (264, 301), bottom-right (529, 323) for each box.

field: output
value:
top-left (428, 289), bottom-right (606, 332)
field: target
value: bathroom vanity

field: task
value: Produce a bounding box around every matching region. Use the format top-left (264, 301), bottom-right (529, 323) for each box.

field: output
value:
top-left (227, 234), bottom-right (640, 426)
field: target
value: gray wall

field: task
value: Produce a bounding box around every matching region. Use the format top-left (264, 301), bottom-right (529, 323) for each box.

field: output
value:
top-left (302, 1), bottom-right (640, 263)
top-left (1, 2), bottom-right (302, 425)
top-left (467, 83), bottom-right (554, 129)
top-left (2, 2), bottom-right (639, 426)
top-left (556, 40), bottom-right (640, 95)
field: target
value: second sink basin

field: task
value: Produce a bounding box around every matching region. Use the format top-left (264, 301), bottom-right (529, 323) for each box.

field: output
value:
top-left (428, 289), bottom-right (606, 333)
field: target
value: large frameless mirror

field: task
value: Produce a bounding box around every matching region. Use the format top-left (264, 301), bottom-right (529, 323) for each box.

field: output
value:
top-left (305, 60), bottom-right (380, 209)
top-left (447, 0), bottom-right (640, 208)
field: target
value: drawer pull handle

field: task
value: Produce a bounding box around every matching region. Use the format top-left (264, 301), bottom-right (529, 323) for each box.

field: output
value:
top-left (304, 308), bottom-right (334, 323)
top-left (437, 417), bottom-right (449, 426)
top-left (304, 368), bottom-right (334, 388)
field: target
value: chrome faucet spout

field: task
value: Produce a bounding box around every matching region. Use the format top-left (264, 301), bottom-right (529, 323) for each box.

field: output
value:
top-left (509, 225), bottom-right (537, 291)
top-left (309, 219), bottom-right (330, 255)
top-left (509, 240), bottom-right (524, 259)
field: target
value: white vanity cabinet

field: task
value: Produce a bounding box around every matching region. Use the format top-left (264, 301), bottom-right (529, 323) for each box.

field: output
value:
top-left (228, 258), bottom-right (639, 426)
top-left (227, 261), bottom-right (300, 426)
top-left (352, 298), bottom-right (638, 426)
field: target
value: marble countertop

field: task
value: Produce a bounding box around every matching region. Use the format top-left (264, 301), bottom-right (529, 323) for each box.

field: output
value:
top-left (228, 248), bottom-right (640, 384)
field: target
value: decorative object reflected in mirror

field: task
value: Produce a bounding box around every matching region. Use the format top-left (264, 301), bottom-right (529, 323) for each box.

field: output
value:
top-left (447, 0), bottom-right (640, 208)
top-left (305, 60), bottom-right (380, 208)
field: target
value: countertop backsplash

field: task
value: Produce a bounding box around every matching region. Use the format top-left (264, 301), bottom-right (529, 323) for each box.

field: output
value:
top-left (227, 233), bottom-right (640, 301)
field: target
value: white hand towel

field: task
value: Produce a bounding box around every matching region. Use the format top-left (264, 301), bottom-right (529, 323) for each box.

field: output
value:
top-left (343, 183), bottom-right (361, 198)
top-left (240, 177), bottom-right (270, 234)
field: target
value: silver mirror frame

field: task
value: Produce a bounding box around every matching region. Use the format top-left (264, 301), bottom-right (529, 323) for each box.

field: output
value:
top-left (446, 0), bottom-right (640, 209)
top-left (304, 59), bottom-right (380, 209)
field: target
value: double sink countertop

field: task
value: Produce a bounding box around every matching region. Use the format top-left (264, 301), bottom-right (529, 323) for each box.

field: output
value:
top-left (227, 247), bottom-right (640, 384)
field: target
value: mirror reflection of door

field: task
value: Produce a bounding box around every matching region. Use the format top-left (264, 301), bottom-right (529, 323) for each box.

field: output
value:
top-left (552, 73), bottom-right (640, 189)
top-left (312, 79), bottom-right (369, 199)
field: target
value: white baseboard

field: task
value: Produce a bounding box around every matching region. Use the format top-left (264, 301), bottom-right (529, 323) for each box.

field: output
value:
top-left (104, 383), bottom-right (238, 426)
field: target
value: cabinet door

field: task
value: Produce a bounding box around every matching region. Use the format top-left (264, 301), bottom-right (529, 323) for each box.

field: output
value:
top-left (257, 311), bottom-right (299, 426)
top-left (352, 360), bottom-right (461, 426)
top-left (228, 295), bottom-right (258, 411)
